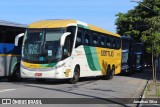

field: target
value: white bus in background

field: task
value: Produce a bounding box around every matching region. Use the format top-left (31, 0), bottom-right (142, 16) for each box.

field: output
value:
top-left (0, 20), bottom-right (27, 81)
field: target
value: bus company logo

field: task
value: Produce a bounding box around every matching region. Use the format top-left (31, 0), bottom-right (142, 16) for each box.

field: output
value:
top-left (101, 50), bottom-right (114, 57)
top-left (2, 99), bottom-right (11, 104)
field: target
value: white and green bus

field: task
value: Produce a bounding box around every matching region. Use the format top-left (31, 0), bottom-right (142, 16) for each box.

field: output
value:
top-left (21, 19), bottom-right (121, 83)
top-left (0, 20), bottom-right (26, 81)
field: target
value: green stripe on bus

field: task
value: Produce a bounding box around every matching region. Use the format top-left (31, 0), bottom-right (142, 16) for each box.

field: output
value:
top-left (84, 46), bottom-right (97, 71)
top-left (48, 62), bottom-right (57, 67)
top-left (40, 62), bottom-right (57, 68)
top-left (90, 47), bottom-right (101, 70)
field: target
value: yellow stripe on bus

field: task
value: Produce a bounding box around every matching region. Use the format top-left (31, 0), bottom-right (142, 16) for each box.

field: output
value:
top-left (21, 61), bottom-right (41, 68)
top-left (0, 54), bottom-right (21, 56)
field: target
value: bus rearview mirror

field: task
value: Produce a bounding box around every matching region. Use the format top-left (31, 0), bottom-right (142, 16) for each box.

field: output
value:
top-left (60, 32), bottom-right (71, 46)
top-left (15, 33), bottom-right (24, 46)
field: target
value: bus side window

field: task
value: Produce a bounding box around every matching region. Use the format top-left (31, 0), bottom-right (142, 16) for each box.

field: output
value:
top-left (75, 28), bottom-right (83, 48)
top-left (110, 36), bottom-right (114, 48)
top-left (7, 27), bottom-right (18, 43)
top-left (112, 37), bottom-right (116, 49)
top-left (92, 32), bottom-right (98, 47)
top-left (99, 34), bottom-right (106, 47)
top-left (106, 35), bottom-right (111, 48)
top-left (0, 28), bottom-right (6, 43)
top-left (0, 27), bottom-right (16, 44)
top-left (116, 38), bottom-right (121, 49)
top-left (83, 30), bottom-right (91, 46)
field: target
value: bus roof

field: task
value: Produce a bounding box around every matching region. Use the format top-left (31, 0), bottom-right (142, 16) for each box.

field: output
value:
top-left (29, 19), bottom-right (120, 37)
top-left (0, 20), bottom-right (27, 28)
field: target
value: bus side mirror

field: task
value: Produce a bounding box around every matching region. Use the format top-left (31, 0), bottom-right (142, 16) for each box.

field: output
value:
top-left (15, 33), bottom-right (24, 46)
top-left (60, 32), bottom-right (71, 46)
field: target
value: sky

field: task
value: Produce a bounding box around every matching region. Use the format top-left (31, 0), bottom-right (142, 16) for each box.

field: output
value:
top-left (0, 0), bottom-right (138, 33)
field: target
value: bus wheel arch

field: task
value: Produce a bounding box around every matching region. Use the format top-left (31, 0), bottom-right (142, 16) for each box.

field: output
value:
top-left (8, 64), bottom-right (21, 82)
top-left (69, 65), bottom-right (80, 84)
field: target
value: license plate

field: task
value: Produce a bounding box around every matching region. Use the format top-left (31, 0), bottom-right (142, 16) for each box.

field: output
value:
top-left (35, 73), bottom-right (42, 77)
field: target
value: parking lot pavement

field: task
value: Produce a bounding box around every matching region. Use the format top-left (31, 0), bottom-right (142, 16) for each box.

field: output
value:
top-left (0, 69), bottom-right (151, 107)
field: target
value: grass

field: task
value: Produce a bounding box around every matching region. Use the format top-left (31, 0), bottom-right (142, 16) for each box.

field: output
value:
top-left (145, 81), bottom-right (160, 98)
top-left (146, 83), bottom-right (151, 91)
top-left (156, 86), bottom-right (160, 97)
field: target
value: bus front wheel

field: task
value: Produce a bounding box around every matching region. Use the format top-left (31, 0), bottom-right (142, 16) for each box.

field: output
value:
top-left (69, 66), bottom-right (80, 84)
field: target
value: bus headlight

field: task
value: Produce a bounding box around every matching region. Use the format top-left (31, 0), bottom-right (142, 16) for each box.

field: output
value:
top-left (54, 62), bottom-right (66, 69)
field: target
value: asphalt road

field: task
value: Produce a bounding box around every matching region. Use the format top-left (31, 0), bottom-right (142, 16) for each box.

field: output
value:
top-left (0, 69), bottom-right (151, 107)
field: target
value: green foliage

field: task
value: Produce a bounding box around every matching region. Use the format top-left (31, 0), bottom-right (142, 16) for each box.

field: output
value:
top-left (115, 0), bottom-right (160, 35)
top-left (141, 32), bottom-right (160, 56)
top-left (115, 0), bottom-right (160, 56)
top-left (141, 16), bottom-right (160, 56)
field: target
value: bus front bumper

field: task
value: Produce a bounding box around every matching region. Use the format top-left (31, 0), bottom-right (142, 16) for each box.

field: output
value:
top-left (21, 67), bottom-right (67, 79)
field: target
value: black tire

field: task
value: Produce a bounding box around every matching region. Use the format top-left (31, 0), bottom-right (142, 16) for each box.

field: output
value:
top-left (69, 66), bottom-right (80, 84)
top-left (36, 79), bottom-right (46, 82)
top-left (8, 65), bottom-right (22, 82)
top-left (105, 66), bottom-right (110, 80)
top-left (109, 67), bottom-right (115, 79)
top-left (105, 66), bottom-right (114, 80)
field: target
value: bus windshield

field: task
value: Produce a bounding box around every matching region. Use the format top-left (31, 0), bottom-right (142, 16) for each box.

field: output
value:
top-left (135, 54), bottom-right (142, 65)
top-left (122, 52), bottom-right (128, 64)
top-left (22, 28), bottom-right (64, 63)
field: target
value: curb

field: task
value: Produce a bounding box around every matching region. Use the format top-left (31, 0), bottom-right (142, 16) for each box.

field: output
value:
top-left (137, 74), bottom-right (150, 107)
top-left (138, 80), bottom-right (150, 107)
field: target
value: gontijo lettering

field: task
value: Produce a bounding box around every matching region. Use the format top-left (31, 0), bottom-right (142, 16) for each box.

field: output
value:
top-left (101, 50), bottom-right (114, 57)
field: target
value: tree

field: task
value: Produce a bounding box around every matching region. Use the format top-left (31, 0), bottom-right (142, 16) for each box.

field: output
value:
top-left (115, 0), bottom-right (160, 41)
top-left (115, 0), bottom-right (160, 84)
top-left (141, 16), bottom-right (160, 84)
